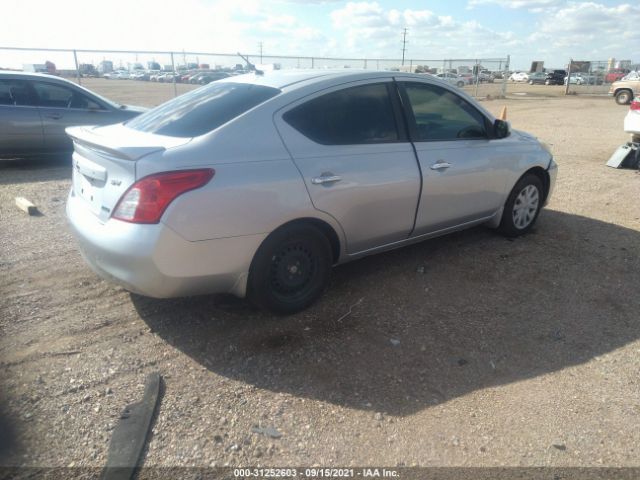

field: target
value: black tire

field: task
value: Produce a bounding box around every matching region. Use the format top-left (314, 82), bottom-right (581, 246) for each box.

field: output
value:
top-left (247, 224), bottom-right (332, 314)
top-left (528, 80), bottom-right (533, 85)
top-left (498, 174), bottom-right (544, 237)
top-left (615, 90), bottom-right (633, 105)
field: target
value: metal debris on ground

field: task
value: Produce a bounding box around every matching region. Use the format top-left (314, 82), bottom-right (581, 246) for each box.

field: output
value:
top-left (102, 372), bottom-right (162, 480)
top-left (15, 197), bottom-right (38, 215)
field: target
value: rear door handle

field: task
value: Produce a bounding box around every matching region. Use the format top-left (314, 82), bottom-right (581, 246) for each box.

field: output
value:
top-left (430, 161), bottom-right (451, 170)
top-left (44, 113), bottom-right (63, 120)
top-left (311, 175), bottom-right (342, 185)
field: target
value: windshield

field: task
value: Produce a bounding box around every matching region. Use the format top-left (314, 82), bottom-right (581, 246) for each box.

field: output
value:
top-left (125, 82), bottom-right (280, 138)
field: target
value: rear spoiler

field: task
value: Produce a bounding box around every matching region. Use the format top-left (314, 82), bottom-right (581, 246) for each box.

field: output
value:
top-left (66, 126), bottom-right (175, 161)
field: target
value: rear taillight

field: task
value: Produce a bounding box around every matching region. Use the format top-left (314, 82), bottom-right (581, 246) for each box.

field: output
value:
top-left (631, 100), bottom-right (640, 111)
top-left (112, 169), bottom-right (214, 224)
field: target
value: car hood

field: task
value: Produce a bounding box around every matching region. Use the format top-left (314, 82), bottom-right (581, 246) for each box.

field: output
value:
top-left (512, 129), bottom-right (541, 144)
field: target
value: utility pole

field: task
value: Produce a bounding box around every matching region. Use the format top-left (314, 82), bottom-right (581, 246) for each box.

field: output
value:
top-left (258, 42), bottom-right (263, 63)
top-left (401, 28), bottom-right (408, 66)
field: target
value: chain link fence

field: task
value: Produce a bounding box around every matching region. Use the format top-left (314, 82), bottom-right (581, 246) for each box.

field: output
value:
top-left (564, 59), bottom-right (639, 95)
top-left (1, 47), bottom-right (510, 105)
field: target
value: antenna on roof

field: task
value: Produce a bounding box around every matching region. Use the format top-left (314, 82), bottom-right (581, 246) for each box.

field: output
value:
top-left (237, 52), bottom-right (264, 76)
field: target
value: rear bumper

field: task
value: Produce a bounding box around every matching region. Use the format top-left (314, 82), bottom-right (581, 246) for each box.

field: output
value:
top-left (623, 112), bottom-right (640, 136)
top-left (66, 191), bottom-right (266, 298)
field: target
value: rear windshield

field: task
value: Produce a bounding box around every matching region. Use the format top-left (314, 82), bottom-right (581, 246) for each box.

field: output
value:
top-left (126, 82), bottom-right (280, 137)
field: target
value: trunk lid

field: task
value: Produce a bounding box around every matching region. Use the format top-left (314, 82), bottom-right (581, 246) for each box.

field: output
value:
top-left (67, 124), bottom-right (191, 222)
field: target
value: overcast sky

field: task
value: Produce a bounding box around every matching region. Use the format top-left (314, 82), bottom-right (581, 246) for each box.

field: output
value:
top-left (1, 0), bottom-right (638, 70)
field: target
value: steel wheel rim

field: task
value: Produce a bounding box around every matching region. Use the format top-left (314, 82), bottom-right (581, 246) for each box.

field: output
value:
top-left (270, 242), bottom-right (316, 298)
top-left (512, 184), bottom-right (539, 229)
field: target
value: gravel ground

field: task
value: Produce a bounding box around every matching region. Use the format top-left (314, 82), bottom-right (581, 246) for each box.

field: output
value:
top-left (1, 91), bottom-right (639, 469)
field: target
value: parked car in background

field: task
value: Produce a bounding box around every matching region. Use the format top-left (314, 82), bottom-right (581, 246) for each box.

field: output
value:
top-left (606, 69), bottom-right (630, 83)
top-left (179, 70), bottom-right (200, 83)
top-left (624, 96), bottom-right (640, 142)
top-left (564, 73), bottom-right (586, 85)
top-left (158, 73), bottom-right (179, 83)
top-left (527, 72), bottom-right (547, 85)
top-left (0, 71), bottom-right (145, 158)
top-left (611, 72), bottom-right (640, 105)
top-left (509, 72), bottom-right (529, 82)
top-left (65, 70), bottom-right (556, 313)
top-left (433, 72), bottom-right (466, 87)
top-left (192, 72), bottom-right (231, 85)
top-left (564, 73), bottom-right (603, 86)
top-left (103, 70), bottom-right (130, 80)
top-left (544, 70), bottom-right (567, 85)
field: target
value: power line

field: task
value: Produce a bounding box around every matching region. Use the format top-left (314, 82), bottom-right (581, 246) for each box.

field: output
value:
top-left (401, 28), bottom-right (408, 66)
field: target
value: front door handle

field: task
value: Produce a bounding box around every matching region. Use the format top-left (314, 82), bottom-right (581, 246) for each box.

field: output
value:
top-left (430, 161), bottom-right (451, 170)
top-left (311, 175), bottom-right (342, 185)
top-left (44, 113), bottom-right (63, 120)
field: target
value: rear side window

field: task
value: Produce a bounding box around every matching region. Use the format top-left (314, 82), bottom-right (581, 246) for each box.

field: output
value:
top-left (126, 82), bottom-right (280, 137)
top-left (283, 83), bottom-right (399, 145)
top-left (0, 79), bottom-right (34, 106)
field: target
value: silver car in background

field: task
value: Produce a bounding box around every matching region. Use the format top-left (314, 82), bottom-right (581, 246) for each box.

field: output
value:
top-left (66, 70), bottom-right (557, 313)
top-left (0, 71), bottom-right (145, 158)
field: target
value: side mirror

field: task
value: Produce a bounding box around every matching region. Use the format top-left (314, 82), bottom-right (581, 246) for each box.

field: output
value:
top-left (494, 119), bottom-right (510, 139)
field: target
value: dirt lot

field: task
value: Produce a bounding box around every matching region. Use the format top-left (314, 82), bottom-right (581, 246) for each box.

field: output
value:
top-left (1, 82), bottom-right (639, 470)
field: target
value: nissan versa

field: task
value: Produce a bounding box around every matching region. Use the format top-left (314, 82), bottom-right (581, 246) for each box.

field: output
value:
top-left (66, 70), bottom-right (557, 313)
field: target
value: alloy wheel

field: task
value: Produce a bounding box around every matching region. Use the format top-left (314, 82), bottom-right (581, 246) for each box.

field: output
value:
top-left (512, 185), bottom-right (539, 230)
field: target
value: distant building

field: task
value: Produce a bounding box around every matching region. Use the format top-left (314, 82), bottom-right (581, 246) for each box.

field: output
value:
top-left (98, 61), bottom-right (113, 74)
top-left (23, 63), bottom-right (47, 73)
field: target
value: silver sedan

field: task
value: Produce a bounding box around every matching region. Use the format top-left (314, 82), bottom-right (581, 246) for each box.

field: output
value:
top-left (0, 71), bottom-right (145, 158)
top-left (66, 70), bottom-right (557, 313)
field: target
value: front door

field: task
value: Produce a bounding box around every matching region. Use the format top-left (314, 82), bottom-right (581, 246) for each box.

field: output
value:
top-left (276, 80), bottom-right (421, 254)
top-left (399, 81), bottom-right (510, 235)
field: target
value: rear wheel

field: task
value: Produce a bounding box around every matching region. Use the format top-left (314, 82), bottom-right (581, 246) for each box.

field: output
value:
top-left (498, 174), bottom-right (544, 237)
top-left (248, 224), bottom-right (332, 314)
top-left (615, 90), bottom-right (633, 105)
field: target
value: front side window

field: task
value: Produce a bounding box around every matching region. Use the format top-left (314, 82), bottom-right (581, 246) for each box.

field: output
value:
top-left (283, 83), bottom-right (399, 145)
top-left (0, 79), bottom-right (34, 106)
top-left (127, 82), bottom-right (280, 138)
top-left (403, 82), bottom-right (488, 141)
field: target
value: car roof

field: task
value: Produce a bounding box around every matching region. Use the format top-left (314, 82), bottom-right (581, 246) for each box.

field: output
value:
top-left (0, 69), bottom-right (120, 107)
top-left (0, 70), bottom-right (80, 86)
top-left (223, 69), bottom-right (426, 90)
top-left (219, 68), bottom-right (497, 122)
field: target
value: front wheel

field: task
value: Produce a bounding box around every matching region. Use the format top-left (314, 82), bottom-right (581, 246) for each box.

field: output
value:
top-left (247, 224), bottom-right (332, 314)
top-left (498, 174), bottom-right (544, 237)
top-left (615, 90), bottom-right (632, 105)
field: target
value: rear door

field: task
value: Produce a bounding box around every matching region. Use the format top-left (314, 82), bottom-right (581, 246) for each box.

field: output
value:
top-left (275, 80), bottom-right (421, 254)
top-left (0, 78), bottom-right (44, 156)
top-left (30, 80), bottom-right (116, 153)
top-left (398, 81), bottom-right (510, 235)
